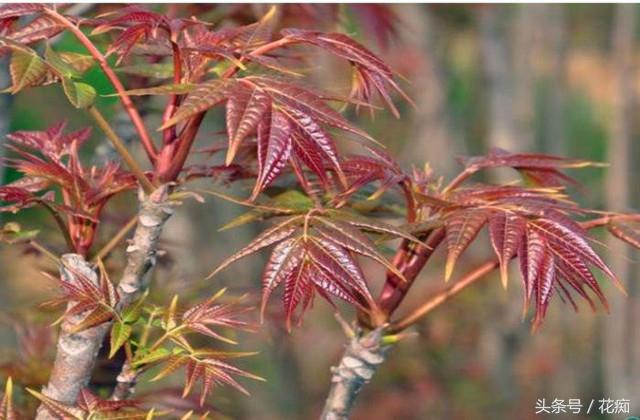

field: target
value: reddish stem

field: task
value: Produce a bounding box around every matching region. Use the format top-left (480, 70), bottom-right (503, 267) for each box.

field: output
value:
top-left (158, 113), bottom-right (205, 182)
top-left (441, 167), bottom-right (476, 195)
top-left (386, 215), bottom-right (626, 332)
top-left (401, 180), bottom-right (417, 223)
top-left (162, 42), bottom-right (182, 145)
top-left (388, 259), bottom-right (499, 333)
top-left (158, 38), bottom-right (294, 181)
top-left (377, 228), bottom-right (446, 318)
top-left (579, 213), bottom-right (640, 230)
top-left (221, 37), bottom-right (294, 79)
top-left (45, 9), bottom-right (158, 163)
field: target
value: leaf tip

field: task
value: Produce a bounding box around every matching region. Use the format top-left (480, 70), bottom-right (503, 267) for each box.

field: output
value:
top-left (444, 258), bottom-right (455, 282)
top-left (500, 265), bottom-right (508, 289)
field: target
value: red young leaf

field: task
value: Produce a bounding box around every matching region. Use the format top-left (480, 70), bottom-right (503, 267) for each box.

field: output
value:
top-left (161, 79), bottom-right (234, 128)
top-left (7, 15), bottom-right (63, 45)
top-left (444, 208), bottom-right (491, 281)
top-left (252, 109), bottom-right (293, 199)
top-left (28, 387), bottom-right (146, 419)
top-left (489, 211), bottom-right (526, 288)
top-left (533, 250), bottom-right (555, 328)
top-left (225, 82), bottom-right (271, 165)
top-left (530, 218), bottom-right (616, 281)
top-left (339, 149), bottom-right (406, 200)
top-left (208, 216), bottom-right (302, 278)
top-left (280, 29), bottom-right (410, 116)
top-left (182, 290), bottom-right (253, 343)
top-left (261, 238), bottom-right (305, 318)
top-left (0, 4), bottom-right (44, 20)
top-left (249, 76), bottom-right (374, 141)
top-left (284, 108), bottom-right (344, 182)
top-left (460, 147), bottom-right (601, 188)
top-left (184, 357), bottom-right (262, 406)
top-left (211, 211), bottom-right (419, 328)
top-left (518, 227), bottom-right (547, 314)
top-left (417, 160), bottom-right (620, 328)
top-left (2, 122), bottom-right (136, 253)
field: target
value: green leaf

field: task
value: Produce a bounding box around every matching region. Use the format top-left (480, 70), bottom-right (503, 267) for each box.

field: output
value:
top-left (220, 190), bottom-right (313, 230)
top-left (162, 295), bottom-right (179, 330)
top-left (45, 44), bottom-right (81, 79)
top-left (0, 222), bottom-right (39, 244)
top-left (9, 49), bottom-right (47, 93)
top-left (62, 79), bottom-right (96, 109)
top-left (122, 291), bottom-right (148, 323)
top-left (109, 321), bottom-right (132, 359)
top-left (58, 52), bottom-right (94, 74)
top-left (132, 347), bottom-right (171, 367)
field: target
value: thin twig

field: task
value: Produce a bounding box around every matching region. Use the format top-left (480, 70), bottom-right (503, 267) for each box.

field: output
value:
top-left (377, 228), bottom-right (446, 318)
top-left (29, 240), bottom-right (59, 263)
top-left (162, 42), bottom-right (182, 145)
top-left (91, 215), bottom-right (138, 263)
top-left (387, 216), bottom-right (621, 333)
top-left (88, 107), bottom-right (156, 193)
top-left (441, 167), bottom-right (475, 194)
top-left (39, 201), bottom-right (75, 252)
top-left (580, 213), bottom-right (640, 229)
top-left (389, 259), bottom-right (499, 333)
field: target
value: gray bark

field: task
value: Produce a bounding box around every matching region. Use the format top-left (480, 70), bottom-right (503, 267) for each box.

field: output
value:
top-left (36, 255), bottom-right (109, 419)
top-left (320, 328), bottom-right (388, 420)
top-left (36, 186), bottom-right (174, 418)
top-left (397, 5), bottom-right (456, 176)
top-left (480, 7), bottom-right (517, 152)
top-left (544, 5), bottom-right (568, 155)
top-left (604, 3), bottom-right (639, 401)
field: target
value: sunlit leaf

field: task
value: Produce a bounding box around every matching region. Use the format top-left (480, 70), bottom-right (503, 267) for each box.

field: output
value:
top-left (62, 79), bottom-right (96, 109)
top-left (109, 321), bottom-right (133, 359)
top-left (9, 49), bottom-right (47, 93)
top-left (0, 377), bottom-right (15, 420)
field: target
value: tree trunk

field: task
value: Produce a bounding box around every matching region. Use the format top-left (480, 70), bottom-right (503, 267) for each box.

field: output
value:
top-left (36, 187), bottom-right (174, 418)
top-left (479, 6), bottom-right (517, 152)
top-left (35, 255), bottom-right (108, 419)
top-left (604, 3), bottom-right (639, 401)
top-left (478, 6), bottom-right (537, 412)
top-left (544, 5), bottom-right (568, 155)
top-left (320, 328), bottom-right (388, 420)
top-left (397, 5), bottom-right (457, 176)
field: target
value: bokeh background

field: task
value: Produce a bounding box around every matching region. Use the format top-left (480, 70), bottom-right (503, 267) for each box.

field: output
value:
top-left (0, 4), bottom-right (639, 419)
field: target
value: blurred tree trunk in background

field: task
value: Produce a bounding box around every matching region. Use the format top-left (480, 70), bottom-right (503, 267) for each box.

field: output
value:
top-left (397, 5), bottom-right (457, 176)
top-left (480, 6), bottom-right (517, 152)
top-left (543, 5), bottom-right (568, 156)
top-left (604, 3), bottom-right (640, 401)
top-left (478, 6), bottom-right (526, 413)
top-left (512, 4), bottom-right (540, 151)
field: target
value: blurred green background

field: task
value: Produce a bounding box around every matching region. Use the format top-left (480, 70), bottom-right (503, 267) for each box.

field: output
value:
top-left (0, 4), bottom-right (639, 419)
